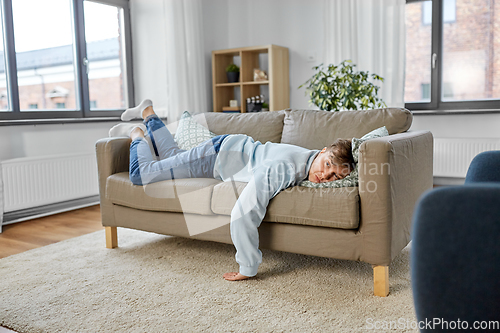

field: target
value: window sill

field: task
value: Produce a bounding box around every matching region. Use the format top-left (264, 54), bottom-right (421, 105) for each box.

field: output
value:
top-left (0, 117), bottom-right (122, 126)
top-left (0, 116), bottom-right (169, 126)
top-left (411, 109), bottom-right (500, 116)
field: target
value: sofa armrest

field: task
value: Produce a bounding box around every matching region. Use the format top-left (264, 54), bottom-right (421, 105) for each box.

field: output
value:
top-left (357, 130), bottom-right (433, 265)
top-left (95, 137), bottom-right (131, 226)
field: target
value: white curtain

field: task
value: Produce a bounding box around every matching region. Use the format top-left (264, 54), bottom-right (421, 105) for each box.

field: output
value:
top-left (163, 0), bottom-right (208, 121)
top-left (323, 0), bottom-right (406, 108)
top-left (0, 163), bottom-right (3, 233)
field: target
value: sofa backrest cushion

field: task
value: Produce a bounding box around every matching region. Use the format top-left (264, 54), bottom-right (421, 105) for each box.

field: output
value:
top-left (280, 108), bottom-right (413, 150)
top-left (196, 111), bottom-right (285, 143)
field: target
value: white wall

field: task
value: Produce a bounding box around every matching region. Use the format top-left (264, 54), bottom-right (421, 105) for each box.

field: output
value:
top-left (202, 0), bottom-right (324, 110)
top-left (411, 113), bottom-right (500, 139)
top-left (129, 0), bottom-right (169, 117)
top-left (0, 122), bottom-right (112, 161)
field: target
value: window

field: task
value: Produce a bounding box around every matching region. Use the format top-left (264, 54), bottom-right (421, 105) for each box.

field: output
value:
top-left (421, 83), bottom-right (430, 100)
top-left (0, 0), bottom-right (133, 121)
top-left (422, 0), bottom-right (456, 25)
top-left (84, 1), bottom-right (128, 110)
top-left (405, 0), bottom-right (500, 112)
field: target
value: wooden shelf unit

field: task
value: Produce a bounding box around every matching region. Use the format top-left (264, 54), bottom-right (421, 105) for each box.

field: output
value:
top-left (212, 45), bottom-right (289, 113)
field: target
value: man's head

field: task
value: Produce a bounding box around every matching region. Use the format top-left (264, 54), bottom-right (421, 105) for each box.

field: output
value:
top-left (308, 139), bottom-right (355, 183)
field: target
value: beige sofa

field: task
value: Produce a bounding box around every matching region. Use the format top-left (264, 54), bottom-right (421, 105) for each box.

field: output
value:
top-left (95, 108), bottom-right (433, 297)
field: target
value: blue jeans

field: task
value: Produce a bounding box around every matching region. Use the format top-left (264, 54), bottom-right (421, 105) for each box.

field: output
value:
top-left (129, 115), bottom-right (227, 186)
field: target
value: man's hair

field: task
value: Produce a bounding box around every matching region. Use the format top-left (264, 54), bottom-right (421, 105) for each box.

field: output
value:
top-left (325, 139), bottom-right (356, 171)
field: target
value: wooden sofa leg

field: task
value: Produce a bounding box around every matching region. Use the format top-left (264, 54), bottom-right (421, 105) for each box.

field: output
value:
top-left (373, 265), bottom-right (389, 297)
top-left (105, 227), bottom-right (118, 249)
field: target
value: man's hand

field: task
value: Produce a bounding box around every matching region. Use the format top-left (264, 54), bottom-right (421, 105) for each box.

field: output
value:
top-left (223, 272), bottom-right (251, 281)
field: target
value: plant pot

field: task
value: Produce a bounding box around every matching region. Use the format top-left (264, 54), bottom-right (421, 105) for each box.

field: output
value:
top-left (226, 72), bottom-right (239, 83)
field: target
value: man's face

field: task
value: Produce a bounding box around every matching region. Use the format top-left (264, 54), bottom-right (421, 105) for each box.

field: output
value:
top-left (308, 148), bottom-right (351, 183)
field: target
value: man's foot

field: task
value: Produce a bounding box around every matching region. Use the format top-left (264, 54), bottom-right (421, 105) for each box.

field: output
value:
top-left (223, 272), bottom-right (251, 281)
top-left (142, 105), bottom-right (155, 119)
top-left (109, 123), bottom-right (146, 138)
top-left (130, 126), bottom-right (145, 141)
top-left (121, 99), bottom-right (152, 121)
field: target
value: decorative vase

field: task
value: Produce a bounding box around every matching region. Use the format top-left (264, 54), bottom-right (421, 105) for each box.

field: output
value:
top-left (227, 72), bottom-right (239, 83)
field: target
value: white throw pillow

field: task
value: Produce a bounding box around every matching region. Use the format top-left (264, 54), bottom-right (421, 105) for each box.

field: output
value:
top-left (174, 111), bottom-right (216, 150)
top-left (351, 126), bottom-right (389, 163)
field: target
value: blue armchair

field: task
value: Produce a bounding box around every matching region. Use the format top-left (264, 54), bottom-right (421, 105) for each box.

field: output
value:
top-left (411, 151), bottom-right (500, 331)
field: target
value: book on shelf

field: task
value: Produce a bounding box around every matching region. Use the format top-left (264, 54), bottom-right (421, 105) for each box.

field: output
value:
top-left (222, 106), bottom-right (240, 113)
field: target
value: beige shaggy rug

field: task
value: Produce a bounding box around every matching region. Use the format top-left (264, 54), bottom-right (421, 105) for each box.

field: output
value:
top-left (0, 228), bottom-right (418, 332)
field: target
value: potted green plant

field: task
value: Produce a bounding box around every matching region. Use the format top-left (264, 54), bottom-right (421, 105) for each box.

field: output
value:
top-left (299, 60), bottom-right (386, 111)
top-left (226, 63), bottom-right (240, 83)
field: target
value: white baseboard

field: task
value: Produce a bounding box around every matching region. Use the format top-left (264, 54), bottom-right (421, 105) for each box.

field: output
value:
top-left (2, 195), bottom-right (99, 227)
top-left (433, 177), bottom-right (465, 186)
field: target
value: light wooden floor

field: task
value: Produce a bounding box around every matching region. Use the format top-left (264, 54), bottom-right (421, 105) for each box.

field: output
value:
top-left (0, 205), bottom-right (103, 333)
top-left (0, 205), bottom-right (103, 259)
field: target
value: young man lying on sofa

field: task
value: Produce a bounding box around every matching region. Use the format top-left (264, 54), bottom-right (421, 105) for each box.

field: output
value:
top-left (109, 100), bottom-right (355, 281)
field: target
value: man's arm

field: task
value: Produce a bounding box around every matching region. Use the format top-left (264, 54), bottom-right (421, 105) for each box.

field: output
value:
top-left (227, 161), bottom-right (295, 278)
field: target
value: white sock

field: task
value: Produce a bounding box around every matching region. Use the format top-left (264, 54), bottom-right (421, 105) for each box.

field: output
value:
top-left (121, 99), bottom-right (153, 121)
top-left (109, 123), bottom-right (146, 138)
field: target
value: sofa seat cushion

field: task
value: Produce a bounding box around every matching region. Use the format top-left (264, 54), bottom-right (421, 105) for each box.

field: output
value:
top-left (281, 108), bottom-right (412, 149)
top-left (106, 172), bottom-right (221, 215)
top-left (211, 181), bottom-right (360, 229)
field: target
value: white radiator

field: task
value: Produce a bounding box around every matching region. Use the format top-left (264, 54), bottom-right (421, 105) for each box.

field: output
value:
top-left (1, 153), bottom-right (99, 213)
top-left (434, 138), bottom-right (500, 178)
